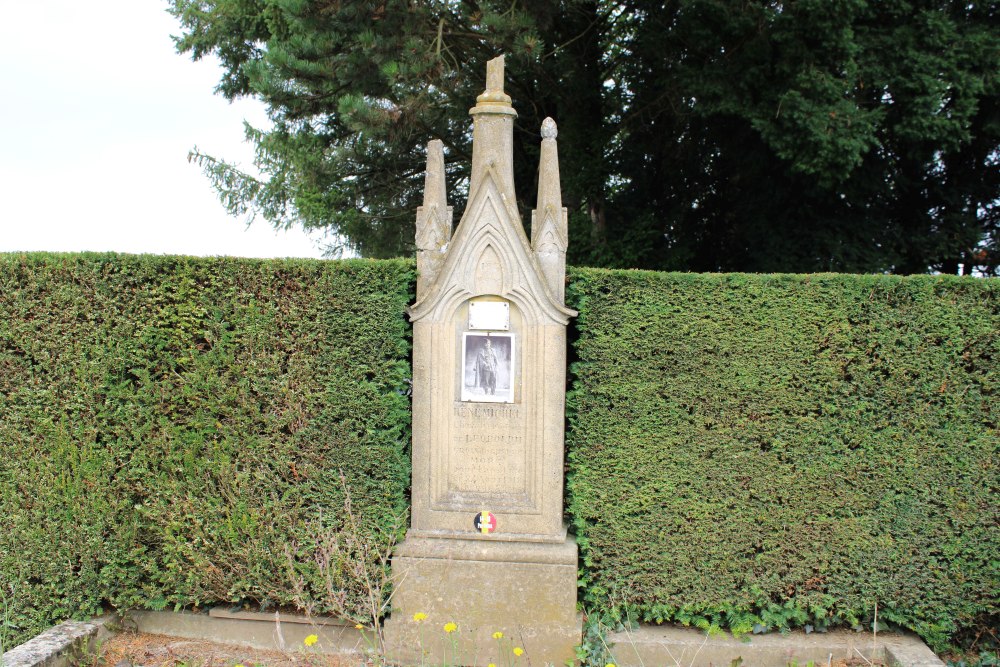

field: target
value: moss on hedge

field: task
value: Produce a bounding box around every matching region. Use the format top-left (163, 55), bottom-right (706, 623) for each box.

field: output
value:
top-left (0, 253), bottom-right (414, 647)
top-left (565, 268), bottom-right (998, 649)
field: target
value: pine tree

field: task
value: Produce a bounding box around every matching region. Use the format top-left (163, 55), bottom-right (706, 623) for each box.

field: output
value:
top-left (170, 0), bottom-right (1000, 274)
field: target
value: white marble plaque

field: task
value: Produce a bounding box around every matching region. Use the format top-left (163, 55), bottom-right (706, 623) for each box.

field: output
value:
top-left (468, 301), bottom-right (510, 330)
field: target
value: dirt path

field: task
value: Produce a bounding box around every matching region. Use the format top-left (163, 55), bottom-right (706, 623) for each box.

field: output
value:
top-left (82, 630), bottom-right (901, 667)
top-left (83, 631), bottom-right (357, 667)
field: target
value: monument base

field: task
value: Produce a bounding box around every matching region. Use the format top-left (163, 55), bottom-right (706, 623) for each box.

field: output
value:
top-left (383, 533), bottom-right (581, 667)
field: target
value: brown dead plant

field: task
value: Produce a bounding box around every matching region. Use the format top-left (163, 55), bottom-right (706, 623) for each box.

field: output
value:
top-left (284, 471), bottom-right (406, 662)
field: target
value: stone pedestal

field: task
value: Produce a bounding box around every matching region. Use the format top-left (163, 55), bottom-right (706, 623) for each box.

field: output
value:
top-left (384, 56), bottom-right (579, 665)
top-left (384, 537), bottom-right (580, 666)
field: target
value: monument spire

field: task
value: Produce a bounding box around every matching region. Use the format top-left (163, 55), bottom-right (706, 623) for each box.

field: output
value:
top-left (414, 139), bottom-right (452, 299)
top-left (389, 56), bottom-right (580, 666)
top-left (531, 117), bottom-right (568, 303)
top-left (468, 55), bottom-right (517, 202)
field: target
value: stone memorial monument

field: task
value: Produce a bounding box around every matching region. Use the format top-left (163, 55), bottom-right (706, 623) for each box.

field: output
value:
top-left (383, 56), bottom-right (581, 665)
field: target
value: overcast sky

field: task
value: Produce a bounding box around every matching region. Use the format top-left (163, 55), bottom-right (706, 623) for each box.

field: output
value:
top-left (0, 1), bottom-right (332, 259)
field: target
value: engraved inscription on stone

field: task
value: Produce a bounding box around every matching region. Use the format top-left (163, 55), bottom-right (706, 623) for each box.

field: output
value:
top-left (448, 404), bottom-right (526, 497)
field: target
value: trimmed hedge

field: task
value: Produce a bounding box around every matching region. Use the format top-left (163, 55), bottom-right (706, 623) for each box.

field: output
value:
top-left (565, 269), bottom-right (998, 649)
top-left (2, 255), bottom-right (996, 651)
top-left (0, 253), bottom-right (413, 648)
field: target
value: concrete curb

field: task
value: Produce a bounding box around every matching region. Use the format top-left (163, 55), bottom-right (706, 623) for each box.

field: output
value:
top-left (882, 637), bottom-right (949, 667)
top-left (606, 625), bottom-right (946, 667)
top-left (1, 615), bottom-right (117, 667)
top-left (1, 609), bottom-right (364, 667)
top-left (5, 612), bottom-right (948, 667)
top-left (127, 609), bottom-right (365, 657)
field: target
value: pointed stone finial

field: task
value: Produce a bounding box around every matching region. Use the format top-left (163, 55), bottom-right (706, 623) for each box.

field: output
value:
top-left (532, 117), bottom-right (567, 304)
top-left (415, 139), bottom-right (453, 299)
top-left (541, 117), bottom-right (557, 139)
top-left (534, 118), bottom-right (565, 232)
top-left (422, 139), bottom-right (447, 210)
top-left (534, 118), bottom-right (562, 215)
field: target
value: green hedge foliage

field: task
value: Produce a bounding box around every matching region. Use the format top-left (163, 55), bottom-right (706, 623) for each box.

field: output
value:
top-left (3, 256), bottom-right (996, 652)
top-left (0, 253), bottom-right (413, 648)
top-left (565, 269), bottom-right (998, 649)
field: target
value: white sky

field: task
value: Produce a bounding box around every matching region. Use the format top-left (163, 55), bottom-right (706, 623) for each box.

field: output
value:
top-left (0, 1), bottom-right (332, 259)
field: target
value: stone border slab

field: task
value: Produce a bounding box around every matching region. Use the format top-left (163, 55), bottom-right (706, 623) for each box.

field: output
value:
top-left (7, 613), bottom-right (946, 667)
top-left (3, 609), bottom-right (364, 667)
top-left (207, 607), bottom-right (350, 627)
top-left (1, 615), bottom-right (117, 667)
top-left (882, 637), bottom-right (949, 667)
top-left (127, 609), bottom-right (364, 657)
top-left (606, 625), bottom-right (945, 667)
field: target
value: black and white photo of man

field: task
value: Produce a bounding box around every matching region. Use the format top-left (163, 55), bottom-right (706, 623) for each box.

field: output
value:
top-left (461, 333), bottom-right (514, 403)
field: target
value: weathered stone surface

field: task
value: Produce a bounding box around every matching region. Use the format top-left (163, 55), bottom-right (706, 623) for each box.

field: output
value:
top-left (882, 635), bottom-right (949, 667)
top-left (407, 55), bottom-right (574, 543)
top-left (415, 139), bottom-right (453, 299)
top-left (128, 610), bottom-right (362, 656)
top-left (531, 117), bottom-right (568, 304)
top-left (384, 536), bottom-right (580, 667)
top-left (606, 625), bottom-right (946, 667)
top-left (1, 615), bottom-right (116, 667)
top-left (386, 55), bottom-right (580, 666)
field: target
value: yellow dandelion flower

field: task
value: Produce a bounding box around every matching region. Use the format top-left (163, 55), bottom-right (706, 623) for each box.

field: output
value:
top-left (235, 664), bottom-right (246, 667)
top-left (492, 631), bottom-right (503, 640)
top-left (303, 634), bottom-right (318, 647)
top-left (606, 663), bottom-right (617, 667)
top-left (488, 664), bottom-right (497, 667)
top-left (413, 612), bottom-right (428, 622)
top-left (513, 647), bottom-right (524, 657)
top-left (355, 623), bottom-right (364, 630)
top-left (443, 622), bottom-right (458, 633)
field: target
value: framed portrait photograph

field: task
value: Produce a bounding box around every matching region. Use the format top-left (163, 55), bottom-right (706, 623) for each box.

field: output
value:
top-left (461, 332), bottom-right (515, 403)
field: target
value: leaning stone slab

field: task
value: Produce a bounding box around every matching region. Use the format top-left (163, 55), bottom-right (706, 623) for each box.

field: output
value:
top-left (607, 624), bottom-right (945, 667)
top-left (1, 615), bottom-right (116, 667)
top-left (881, 634), bottom-right (949, 667)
